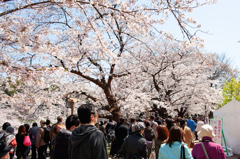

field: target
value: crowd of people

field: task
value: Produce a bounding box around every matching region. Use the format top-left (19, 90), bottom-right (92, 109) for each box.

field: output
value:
top-left (0, 103), bottom-right (226, 159)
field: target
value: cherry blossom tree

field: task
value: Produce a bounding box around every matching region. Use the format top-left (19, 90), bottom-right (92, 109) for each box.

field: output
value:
top-left (0, 0), bottom-right (218, 121)
top-left (127, 39), bottom-right (222, 117)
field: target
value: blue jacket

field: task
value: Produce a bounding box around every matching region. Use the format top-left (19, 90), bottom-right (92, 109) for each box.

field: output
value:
top-left (187, 119), bottom-right (196, 132)
top-left (158, 142), bottom-right (193, 159)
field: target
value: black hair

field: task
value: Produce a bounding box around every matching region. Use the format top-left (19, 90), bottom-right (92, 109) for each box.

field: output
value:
top-left (66, 115), bottom-right (80, 130)
top-left (2, 122), bottom-right (11, 130)
top-left (166, 118), bottom-right (173, 130)
top-left (24, 124), bottom-right (30, 131)
top-left (119, 118), bottom-right (125, 123)
top-left (150, 116), bottom-right (155, 120)
top-left (144, 121), bottom-right (150, 127)
top-left (57, 116), bottom-right (63, 122)
top-left (46, 119), bottom-right (51, 125)
top-left (178, 118), bottom-right (186, 130)
top-left (77, 103), bottom-right (96, 124)
top-left (32, 122), bottom-right (38, 127)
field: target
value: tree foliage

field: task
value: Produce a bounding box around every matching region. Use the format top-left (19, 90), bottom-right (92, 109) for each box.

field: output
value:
top-left (220, 78), bottom-right (240, 107)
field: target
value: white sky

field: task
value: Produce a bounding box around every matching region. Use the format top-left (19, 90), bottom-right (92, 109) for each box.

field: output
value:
top-left (161, 0), bottom-right (240, 70)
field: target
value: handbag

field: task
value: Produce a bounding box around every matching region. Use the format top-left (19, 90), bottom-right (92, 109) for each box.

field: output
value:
top-left (180, 144), bottom-right (186, 159)
top-left (190, 140), bottom-right (195, 148)
top-left (23, 135), bottom-right (31, 147)
top-left (149, 140), bottom-right (156, 159)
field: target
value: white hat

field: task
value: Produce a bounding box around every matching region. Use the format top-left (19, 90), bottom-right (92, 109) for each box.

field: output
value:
top-left (197, 124), bottom-right (215, 139)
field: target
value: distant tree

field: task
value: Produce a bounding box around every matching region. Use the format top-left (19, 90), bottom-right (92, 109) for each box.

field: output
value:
top-left (209, 53), bottom-right (239, 88)
top-left (220, 78), bottom-right (240, 107)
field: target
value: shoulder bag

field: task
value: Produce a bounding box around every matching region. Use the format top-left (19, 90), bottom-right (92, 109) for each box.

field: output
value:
top-left (180, 144), bottom-right (186, 159)
top-left (149, 140), bottom-right (156, 159)
top-left (201, 142), bottom-right (209, 159)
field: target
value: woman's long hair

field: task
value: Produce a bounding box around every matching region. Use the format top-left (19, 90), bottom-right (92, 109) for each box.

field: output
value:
top-left (18, 125), bottom-right (26, 136)
top-left (179, 118), bottom-right (186, 130)
top-left (156, 125), bottom-right (169, 142)
top-left (166, 118), bottom-right (173, 130)
top-left (165, 126), bottom-right (184, 147)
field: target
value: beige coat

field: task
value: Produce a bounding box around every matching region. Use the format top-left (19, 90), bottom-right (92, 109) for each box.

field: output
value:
top-left (183, 126), bottom-right (192, 148)
top-left (36, 127), bottom-right (47, 147)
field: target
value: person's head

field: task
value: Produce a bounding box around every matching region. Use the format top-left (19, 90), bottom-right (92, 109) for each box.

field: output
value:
top-left (119, 118), bottom-right (125, 123)
top-left (166, 126), bottom-right (184, 147)
top-left (156, 117), bottom-right (160, 120)
top-left (6, 126), bottom-right (14, 134)
top-left (144, 121), bottom-right (150, 127)
top-left (40, 119), bottom-right (46, 126)
top-left (54, 123), bottom-right (66, 134)
top-left (109, 119), bottom-right (113, 122)
top-left (18, 125), bottom-right (26, 136)
top-left (65, 115), bottom-right (80, 132)
top-left (130, 118), bottom-right (136, 123)
top-left (197, 124), bottom-right (215, 139)
top-left (150, 116), bottom-right (155, 121)
top-left (57, 116), bottom-right (63, 123)
top-left (46, 119), bottom-right (51, 126)
top-left (156, 125), bottom-right (169, 141)
top-left (188, 116), bottom-right (192, 120)
top-left (166, 118), bottom-right (173, 129)
top-left (162, 119), bottom-right (166, 125)
top-left (77, 103), bottom-right (98, 125)
top-left (32, 122), bottom-right (37, 127)
top-left (177, 118), bottom-right (186, 129)
top-left (134, 122), bottom-right (145, 134)
top-left (24, 124), bottom-right (30, 131)
top-left (179, 118), bottom-right (186, 126)
top-left (104, 121), bottom-right (107, 125)
top-left (2, 122), bottom-right (11, 130)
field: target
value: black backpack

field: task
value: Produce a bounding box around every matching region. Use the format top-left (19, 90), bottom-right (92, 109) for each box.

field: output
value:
top-left (42, 127), bottom-right (51, 143)
top-left (0, 133), bottom-right (7, 151)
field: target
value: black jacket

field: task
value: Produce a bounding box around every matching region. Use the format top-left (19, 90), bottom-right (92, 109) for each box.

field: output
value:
top-left (69, 125), bottom-right (108, 159)
top-left (110, 122), bottom-right (128, 155)
top-left (16, 133), bottom-right (28, 156)
top-left (118, 132), bottom-right (147, 159)
top-left (52, 129), bottom-right (71, 159)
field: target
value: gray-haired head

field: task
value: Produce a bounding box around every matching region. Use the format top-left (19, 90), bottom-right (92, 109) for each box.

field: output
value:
top-left (134, 122), bottom-right (145, 132)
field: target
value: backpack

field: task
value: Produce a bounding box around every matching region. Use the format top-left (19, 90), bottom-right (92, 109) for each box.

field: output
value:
top-left (0, 133), bottom-right (7, 151)
top-left (42, 127), bottom-right (51, 143)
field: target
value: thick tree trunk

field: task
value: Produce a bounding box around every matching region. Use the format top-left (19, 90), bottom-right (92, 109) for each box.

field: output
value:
top-left (103, 86), bottom-right (122, 122)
